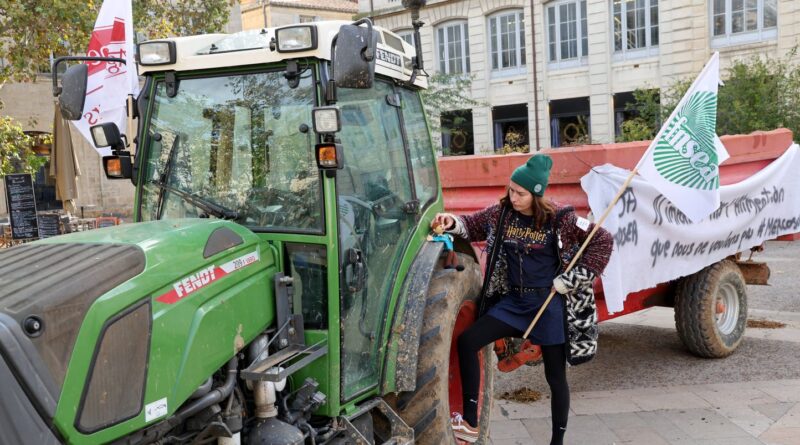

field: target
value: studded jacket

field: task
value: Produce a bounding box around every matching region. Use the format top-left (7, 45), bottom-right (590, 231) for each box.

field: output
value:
top-left (451, 203), bottom-right (614, 365)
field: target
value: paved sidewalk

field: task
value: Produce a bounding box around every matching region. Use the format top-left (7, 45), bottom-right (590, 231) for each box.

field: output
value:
top-left (488, 379), bottom-right (800, 444)
top-left (488, 307), bottom-right (800, 444)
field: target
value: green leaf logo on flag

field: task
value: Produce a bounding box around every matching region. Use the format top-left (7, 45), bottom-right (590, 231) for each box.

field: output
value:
top-left (652, 91), bottom-right (719, 190)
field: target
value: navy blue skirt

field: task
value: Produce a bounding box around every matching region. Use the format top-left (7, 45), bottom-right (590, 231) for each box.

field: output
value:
top-left (486, 288), bottom-right (566, 345)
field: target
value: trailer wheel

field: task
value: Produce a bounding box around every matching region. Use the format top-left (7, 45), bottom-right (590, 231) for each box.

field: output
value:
top-left (386, 253), bottom-right (494, 444)
top-left (674, 259), bottom-right (747, 358)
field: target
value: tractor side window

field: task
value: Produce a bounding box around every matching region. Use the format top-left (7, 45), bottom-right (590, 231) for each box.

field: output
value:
top-left (336, 80), bottom-right (416, 400)
top-left (398, 88), bottom-right (438, 208)
top-left (286, 243), bottom-right (328, 329)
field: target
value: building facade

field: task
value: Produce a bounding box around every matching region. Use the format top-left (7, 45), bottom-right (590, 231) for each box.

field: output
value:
top-left (360, 0), bottom-right (800, 154)
top-left (240, 0), bottom-right (358, 30)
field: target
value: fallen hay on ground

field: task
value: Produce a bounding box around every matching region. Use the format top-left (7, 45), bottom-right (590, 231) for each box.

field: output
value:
top-left (498, 387), bottom-right (542, 403)
top-left (747, 319), bottom-right (786, 329)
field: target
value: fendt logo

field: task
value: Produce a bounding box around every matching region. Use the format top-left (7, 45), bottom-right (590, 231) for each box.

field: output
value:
top-left (156, 251), bottom-right (259, 304)
top-left (653, 91), bottom-right (720, 190)
top-left (173, 266), bottom-right (217, 298)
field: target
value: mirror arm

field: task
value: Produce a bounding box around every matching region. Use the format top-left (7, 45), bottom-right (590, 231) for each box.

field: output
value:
top-left (52, 56), bottom-right (126, 97)
top-left (327, 35), bottom-right (339, 105)
top-left (349, 18), bottom-right (375, 62)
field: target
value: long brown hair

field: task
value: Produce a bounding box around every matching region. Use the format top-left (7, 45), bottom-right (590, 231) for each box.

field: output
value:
top-left (499, 189), bottom-right (556, 230)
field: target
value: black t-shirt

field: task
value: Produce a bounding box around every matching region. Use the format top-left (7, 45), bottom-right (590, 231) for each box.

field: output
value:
top-left (503, 211), bottom-right (560, 288)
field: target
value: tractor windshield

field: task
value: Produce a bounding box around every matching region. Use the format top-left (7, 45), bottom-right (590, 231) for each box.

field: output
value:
top-left (138, 68), bottom-right (323, 233)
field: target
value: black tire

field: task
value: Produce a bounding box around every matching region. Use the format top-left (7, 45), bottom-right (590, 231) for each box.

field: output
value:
top-left (385, 252), bottom-right (494, 444)
top-left (674, 259), bottom-right (748, 358)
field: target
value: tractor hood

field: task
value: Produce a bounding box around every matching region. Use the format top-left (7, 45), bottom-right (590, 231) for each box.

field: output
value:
top-left (0, 219), bottom-right (275, 437)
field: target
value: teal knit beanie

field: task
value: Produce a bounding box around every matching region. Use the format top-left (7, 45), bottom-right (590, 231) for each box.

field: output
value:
top-left (510, 154), bottom-right (553, 197)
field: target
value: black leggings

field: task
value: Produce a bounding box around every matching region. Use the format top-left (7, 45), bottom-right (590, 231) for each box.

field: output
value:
top-left (457, 315), bottom-right (569, 444)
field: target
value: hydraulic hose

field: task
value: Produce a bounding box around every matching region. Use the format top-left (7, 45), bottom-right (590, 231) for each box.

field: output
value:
top-left (174, 357), bottom-right (239, 422)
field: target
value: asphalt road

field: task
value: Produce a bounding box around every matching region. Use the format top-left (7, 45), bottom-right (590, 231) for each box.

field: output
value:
top-left (495, 240), bottom-right (800, 395)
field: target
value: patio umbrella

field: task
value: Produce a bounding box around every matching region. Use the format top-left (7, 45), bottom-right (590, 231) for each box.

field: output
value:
top-left (50, 102), bottom-right (81, 214)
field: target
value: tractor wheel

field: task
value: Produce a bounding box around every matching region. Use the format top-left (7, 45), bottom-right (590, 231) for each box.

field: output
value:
top-left (386, 252), bottom-right (494, 445)
top-left (674, 259), bottom-right (748, 358)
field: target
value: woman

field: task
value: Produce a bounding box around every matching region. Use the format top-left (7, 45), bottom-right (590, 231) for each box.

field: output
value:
top-left (433, 154), bottom-right (613, 445)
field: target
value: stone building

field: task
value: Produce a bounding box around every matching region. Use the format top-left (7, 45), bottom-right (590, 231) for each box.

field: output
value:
top-left (360, 0), bottom-right (800, 154)
top-left (239, 0), bottom-right (358, 30)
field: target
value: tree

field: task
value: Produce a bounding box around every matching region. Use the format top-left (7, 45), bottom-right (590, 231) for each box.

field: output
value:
top-left (0, 115), bottom-right (47, 176)
top-left (0, 0), bottom-right (231, 176)
top-left (621, 49), bottom-right (800, 142)
top-left (420, 72), bottom-right (482, 155)
top-left (0, 0), bottom-right (231, 84)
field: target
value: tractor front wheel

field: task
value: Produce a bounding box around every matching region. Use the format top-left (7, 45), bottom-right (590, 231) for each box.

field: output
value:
top-left (674, 259), bottom-right (748, 358)
top-left (386, 252), bottom-right (494, 444)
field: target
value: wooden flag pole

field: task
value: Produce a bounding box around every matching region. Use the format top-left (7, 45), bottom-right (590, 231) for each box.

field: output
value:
top-left (522, 165), bottom-right (640, 339)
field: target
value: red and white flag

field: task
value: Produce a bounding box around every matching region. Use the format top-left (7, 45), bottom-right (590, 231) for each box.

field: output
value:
top-left (73, 0), bottom-right (139, 156)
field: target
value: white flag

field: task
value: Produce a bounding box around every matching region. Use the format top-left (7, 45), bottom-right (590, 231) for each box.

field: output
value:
top-left (72, 0), bottom-right (139, 156)
top-left (637, 52), bottom-right (728, 222)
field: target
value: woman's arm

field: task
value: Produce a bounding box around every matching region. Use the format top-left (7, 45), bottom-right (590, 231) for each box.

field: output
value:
top-left (560, 209), bottom-right (614, 277)
top-left (433, 204), bottom-right (502, 242)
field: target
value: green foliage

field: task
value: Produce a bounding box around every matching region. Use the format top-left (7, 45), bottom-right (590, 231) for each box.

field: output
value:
top-left (420, 72), bottom-right (481, 134)
top-left (715, 50), bottom-right (800, 138)
top-left (0, 0), bottom-right (231, 84)
top-left (617, 88), bottom-right (662, 142)
top-left (622, 49), bottom-right (800, 141)
top-left (0, 115), bottom-right (47, 177)
top-left (133, 0), bottom-right (230, 40)
top-left (618, 118), bottom-right (655, 143)
top-left (0, 0), bottom-right (230, 176)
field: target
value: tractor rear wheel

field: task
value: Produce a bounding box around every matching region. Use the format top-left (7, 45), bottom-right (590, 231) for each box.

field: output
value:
top-left (674, 259), bottom-right (748, 358)
top-left (386, 252), bottom-right (494, 444)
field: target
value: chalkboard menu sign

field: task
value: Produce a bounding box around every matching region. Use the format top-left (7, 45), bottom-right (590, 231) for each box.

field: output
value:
top-left (37, 213), bottom-right (61, 239)
top-left (4, 174), bottom-right (38, 239)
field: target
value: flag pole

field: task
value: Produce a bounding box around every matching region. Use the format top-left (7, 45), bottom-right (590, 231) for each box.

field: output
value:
top-left (522, 166), bottom-right (639, 338)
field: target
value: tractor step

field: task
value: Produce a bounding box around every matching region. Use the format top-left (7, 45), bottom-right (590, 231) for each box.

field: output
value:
top-left (341, 398), bottom-right (414, 445)
top-left (240, 342), bottom-right (327, 382)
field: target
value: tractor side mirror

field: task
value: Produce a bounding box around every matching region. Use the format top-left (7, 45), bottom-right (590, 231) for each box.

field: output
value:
top-left (58, 64), bottom-right (88, 120)
top-left (91, 123), bottom-right (125, 151)
top-left (333, 20), bottom-right (377, 89)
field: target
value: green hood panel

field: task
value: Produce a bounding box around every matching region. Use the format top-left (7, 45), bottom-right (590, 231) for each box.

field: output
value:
top-left (20, 219), bottom-right (279, 443)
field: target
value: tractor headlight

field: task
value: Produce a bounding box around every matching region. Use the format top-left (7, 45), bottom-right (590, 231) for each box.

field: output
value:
top-left (138, 41), bottom-right (176, 66)
top-left (312, 106), bottom-right (341, 134)
top-left (275, 26), bottom-right (317, 52)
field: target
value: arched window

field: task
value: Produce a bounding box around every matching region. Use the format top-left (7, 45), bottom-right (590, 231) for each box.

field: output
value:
top-left (545, 1), bottom-right (587, 67)
top-left (436, 21), bottom-right (470, 74)
top-left (488, 10), bottom-right (526, 74)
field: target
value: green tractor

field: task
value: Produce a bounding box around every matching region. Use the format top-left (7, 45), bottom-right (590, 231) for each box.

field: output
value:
top-left (0, 7), bottom-right (496, 445)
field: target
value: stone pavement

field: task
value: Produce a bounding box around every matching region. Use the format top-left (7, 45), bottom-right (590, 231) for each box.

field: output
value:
top-left (487, 307), bottom-right (800, 445)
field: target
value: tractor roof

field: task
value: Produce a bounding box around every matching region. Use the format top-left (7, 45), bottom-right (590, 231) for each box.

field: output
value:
top-left (137, 20), bottom-right (427, 89)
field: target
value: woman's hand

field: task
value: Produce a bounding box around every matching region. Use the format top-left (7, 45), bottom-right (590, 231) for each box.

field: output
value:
top-left (552, 267), bottom-right (596, 295)
top-left (432, 213), bottom-right (456, 230)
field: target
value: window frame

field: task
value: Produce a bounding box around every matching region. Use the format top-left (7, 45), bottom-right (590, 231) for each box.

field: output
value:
top-left (396, 29), bottom-right (415, 48)
top-left (710, 0), bottom-right (777, 48)
top-left (611, 0), bottom-right (660, 61)
top-left (435, 20), bottom-right (470, 75)
top-left (488, 10), bottom-right (527, 77)
top-left (545, 0), bottom-right (589, 70)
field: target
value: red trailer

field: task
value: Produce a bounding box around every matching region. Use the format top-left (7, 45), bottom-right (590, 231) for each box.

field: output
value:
top-left (438, 129), bottom-right (796, 357)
